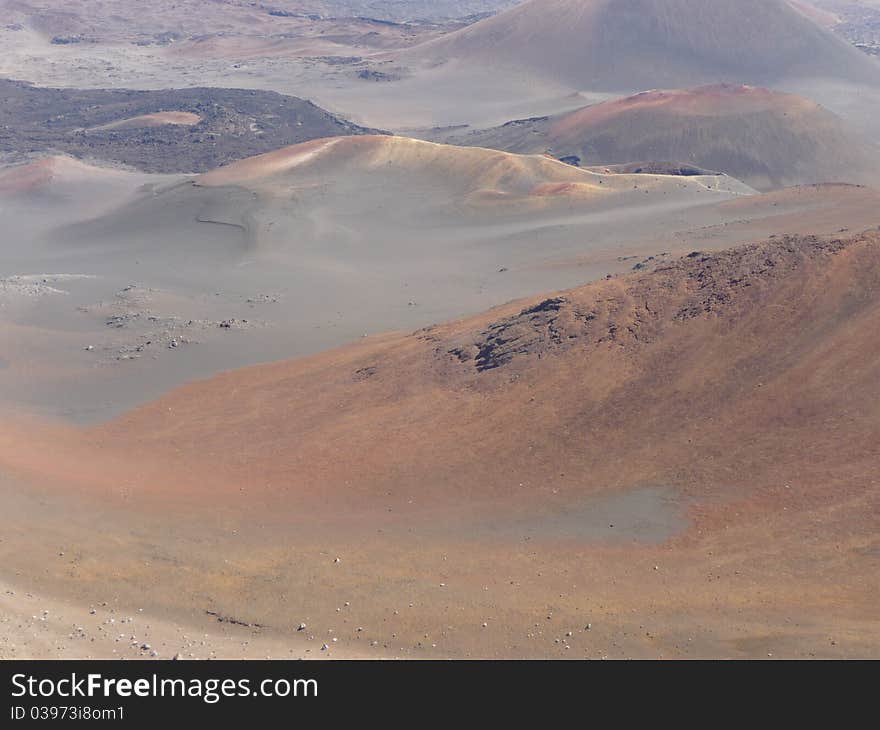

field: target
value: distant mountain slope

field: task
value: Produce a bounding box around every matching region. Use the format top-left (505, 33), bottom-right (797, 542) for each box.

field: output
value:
top-left (402, 0), bottom-right (880, 90)
top-left (0, 79), bottom-right (383, 173)
top-left (443, 85), bottom-right (880, 190)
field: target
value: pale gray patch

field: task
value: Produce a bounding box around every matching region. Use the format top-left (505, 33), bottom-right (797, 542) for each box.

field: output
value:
top-left (500, 486), bottom-right (690, 544)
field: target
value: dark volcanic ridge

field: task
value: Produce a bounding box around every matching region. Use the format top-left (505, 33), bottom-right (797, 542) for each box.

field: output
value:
top-left (0, 78), bottom-right (385, 173)
top-left (438, 232), bottom-right (872, 374)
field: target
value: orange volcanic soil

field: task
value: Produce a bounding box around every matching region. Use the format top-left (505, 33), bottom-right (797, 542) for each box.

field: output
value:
top-left (195, 137), bottom-right (343, 186)
top-left (194, 134), bottom-right (597, 187)
top-left (1, 231), bottom-right (879, 657)
top-left (4, 231), bottom-right (879, 520)
top-left (91, 232), bottom-right (880, 512)
top-left (549, 85), bottom-right (817, 135)
top-left (461, 84), bottom-right (880, 190)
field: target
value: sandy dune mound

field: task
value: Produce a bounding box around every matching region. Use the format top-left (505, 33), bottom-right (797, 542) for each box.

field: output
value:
top-left (402, 0), bottom-right (880, 90)
top-left (196, 134), bottom-right (753, 202)
top-left (0, 155), bottom-right (130, 195)
top-left (446, 84), bottom-right (880, 190)
top-left (194, 134), bottom-right (601, 193)
top-left (0, 155), bottom-right (181, 231)
top-left (90, 111), bottom-right (201, 131)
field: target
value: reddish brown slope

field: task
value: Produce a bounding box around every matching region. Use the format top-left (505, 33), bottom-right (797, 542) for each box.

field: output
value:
top-left (1, 232), bottom-right (879, 658)
top-left (117, 234), bottom-right (880, 509)
top-left (451, 85), bottom-right (880, 190)
top-left (5, 232), bottom-right (876, 523)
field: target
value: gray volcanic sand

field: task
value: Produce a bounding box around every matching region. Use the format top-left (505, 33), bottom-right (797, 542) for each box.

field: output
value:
top-left (2, 172), bottom-right (879, 658)
top-left (3, 150), bottom-right (879, 423)
top-left (491, 486), bottom-right (690, 544)
top-left (0, 146), bottom-right (770, 423)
